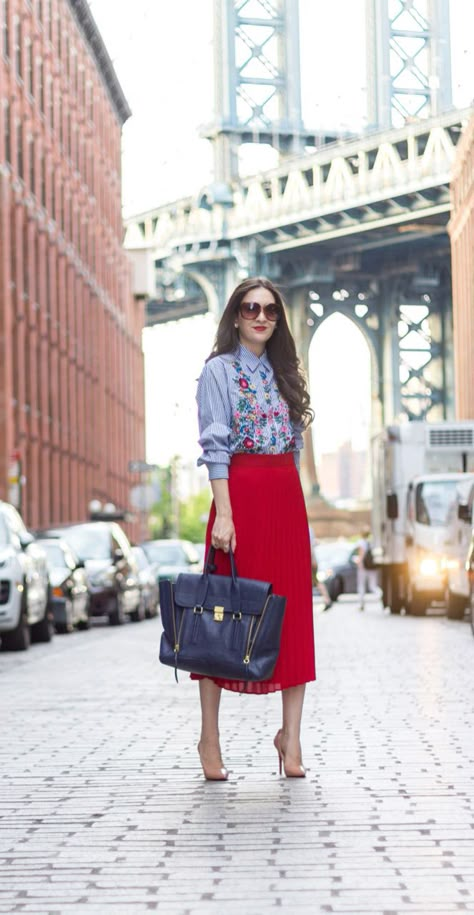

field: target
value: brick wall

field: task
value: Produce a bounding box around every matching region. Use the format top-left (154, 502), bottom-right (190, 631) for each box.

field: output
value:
top-left (449, 114), bottom-right (474, 420)
top-left (0, 0), bottom-right (145, 536)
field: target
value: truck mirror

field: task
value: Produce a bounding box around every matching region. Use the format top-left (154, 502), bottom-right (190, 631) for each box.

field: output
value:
top-left (387, 492), bottom-right (398, 520)
top-left (458, 502), bottom-right (471, 523)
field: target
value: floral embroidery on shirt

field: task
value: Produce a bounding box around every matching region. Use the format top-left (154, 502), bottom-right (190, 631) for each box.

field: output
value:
top-left (231, 359), bottom-right (295, 454)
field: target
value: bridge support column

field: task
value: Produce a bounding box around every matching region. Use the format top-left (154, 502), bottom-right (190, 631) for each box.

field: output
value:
top-left (285, 288), bottom-right (319, 497)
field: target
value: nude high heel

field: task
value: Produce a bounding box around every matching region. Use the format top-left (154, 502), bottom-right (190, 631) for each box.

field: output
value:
top-left (274, 729), bottom-right (306, 778)
top-left (197, 742), bottom-right (229, 781)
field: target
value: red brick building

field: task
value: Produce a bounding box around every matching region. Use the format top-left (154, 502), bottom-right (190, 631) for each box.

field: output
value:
top-left (0, 0), bottom-right (145, 532)
top-left (449, 113), bottom-right (474, 419)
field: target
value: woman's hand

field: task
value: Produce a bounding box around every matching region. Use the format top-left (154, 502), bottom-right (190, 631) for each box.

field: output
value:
top-left (210, 478), bottom-right (236, 552)
top-left (211, 514), bottom-right (236, 553)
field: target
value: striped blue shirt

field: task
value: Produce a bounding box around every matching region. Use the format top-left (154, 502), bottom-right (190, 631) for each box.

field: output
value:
top-left (197, 344), bottom-right (303, 479)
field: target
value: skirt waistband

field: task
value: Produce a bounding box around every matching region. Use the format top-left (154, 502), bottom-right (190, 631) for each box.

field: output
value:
top-left (230, 452), bottom-right (295, 468)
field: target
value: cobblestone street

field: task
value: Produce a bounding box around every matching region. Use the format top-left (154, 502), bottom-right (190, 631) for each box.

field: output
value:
top-left (1, 598), bottom-right (474, 914)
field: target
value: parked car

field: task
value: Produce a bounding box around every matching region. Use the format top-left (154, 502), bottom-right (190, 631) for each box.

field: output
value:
top-left (0, 501), bottom-right (52, 651)
top-left (141, 538), bottom-right (201, 583)
top-left (467, 528), bottom-right (474, 636)
top-left (315, 540), bottom-right (359, 602)
top-left (39, 522), bottom-right (142, 625)
top-left (193, 542), bottom-right (206, 567)
top-left (131, 546), bottom-right (159, 618)
top-left (36, 538), bottom-right (90, 633)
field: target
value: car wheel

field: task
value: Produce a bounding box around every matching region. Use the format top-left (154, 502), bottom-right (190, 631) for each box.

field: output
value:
top-left (130, 597), bottom-right (145, 623)
top-left (0, 589), bottom-right (30, 651)
top-left (446, 590), bottom-right (467, 621)
top-left (384, 569), bottom-right (403, 614)
top-left (146, 600), bottom-right (159, 619)
top-left (31, 608), bottom-right (54, 643)
top-left (55, 599), bottom-right (74, 634)
top-left (329, 576), bottom-right (343, 602)
top-left (77, 608), bottom-right (91, 630)
top-left (406, 590), bottom-right (427, 616)
top-left (108, 595), bottom-right (125, 626)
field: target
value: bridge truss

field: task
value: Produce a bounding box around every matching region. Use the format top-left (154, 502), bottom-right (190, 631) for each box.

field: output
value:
top-left (125, 0), bottom-right (468, 470)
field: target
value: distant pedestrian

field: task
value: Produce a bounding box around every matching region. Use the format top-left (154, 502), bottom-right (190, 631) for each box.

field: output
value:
top-left (194, 277), bottom-right (316, 780)
top-left (309, 525), bottom-right (332, 610)
top-left (356, 527), bottom-right (378, 611)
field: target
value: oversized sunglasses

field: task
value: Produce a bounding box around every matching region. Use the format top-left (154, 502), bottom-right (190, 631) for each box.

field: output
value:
top-left (239, 301), bottom-right (281, 322)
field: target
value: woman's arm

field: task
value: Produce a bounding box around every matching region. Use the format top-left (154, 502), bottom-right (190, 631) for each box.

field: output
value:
top-left (210, 478), bottom-right (236, 552)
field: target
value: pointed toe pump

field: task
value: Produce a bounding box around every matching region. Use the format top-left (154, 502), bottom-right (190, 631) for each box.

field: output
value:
top-left (274, 729), bottom-right (306, 778)
top-left (197, 742), bottom-right (229, 781)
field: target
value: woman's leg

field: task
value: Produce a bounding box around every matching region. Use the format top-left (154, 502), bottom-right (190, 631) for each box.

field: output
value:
top-left (279, 683), bottom-right (306, 766)
top-left (198, 678), bottom-right (227, 778)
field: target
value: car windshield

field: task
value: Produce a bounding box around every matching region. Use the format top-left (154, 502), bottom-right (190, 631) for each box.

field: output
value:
top-left (39, 543), bottom-right (68, 568)
top-left (315, 542), bottom-right (352, 568)
top-left (415, 480), bottom-right (460, 527)
top-left (143, 542), bottom-right (196, 565)
top-left (61, 526), bottom-right (110, 560)
top-left (132, 548), bottom-right (148, 570)
top-left (0, 516), bottom-right (9, 547)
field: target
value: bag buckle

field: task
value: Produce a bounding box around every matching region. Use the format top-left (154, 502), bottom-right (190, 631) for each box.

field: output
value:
top-left (214, 605), bottom-right (224, 622)
top-left (193, 605), bottom-right (203, 615)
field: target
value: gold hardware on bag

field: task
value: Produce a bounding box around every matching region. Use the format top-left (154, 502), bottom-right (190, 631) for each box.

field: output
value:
top-left (214, 605), bottom-right (224, 622)
top-left (243, 654), bottom-right (250, 664)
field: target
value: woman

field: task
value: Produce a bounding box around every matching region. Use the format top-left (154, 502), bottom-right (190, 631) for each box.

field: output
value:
top-left (195, 277), bottom-right (316, 780)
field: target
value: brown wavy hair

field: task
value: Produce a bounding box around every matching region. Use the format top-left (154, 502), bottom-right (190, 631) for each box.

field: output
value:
top-left (208, 277), bottom-right (314, 428)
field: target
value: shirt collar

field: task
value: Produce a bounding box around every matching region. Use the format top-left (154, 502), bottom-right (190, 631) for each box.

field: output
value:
top-left (237, 343), bottom-right (271, 374)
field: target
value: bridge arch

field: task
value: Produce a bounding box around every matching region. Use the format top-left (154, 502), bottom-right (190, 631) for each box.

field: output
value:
top-left (308, 310), bottom-right (378, 504)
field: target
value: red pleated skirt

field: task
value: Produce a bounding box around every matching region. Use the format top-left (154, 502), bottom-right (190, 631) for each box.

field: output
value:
top-left (190, 452), bottom-right (316, 694)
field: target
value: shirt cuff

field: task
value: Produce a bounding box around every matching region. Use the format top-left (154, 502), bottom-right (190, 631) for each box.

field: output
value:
top-left (207, 462), bottom-right (230, 480)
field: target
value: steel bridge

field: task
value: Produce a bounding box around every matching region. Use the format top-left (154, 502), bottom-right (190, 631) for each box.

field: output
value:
top-left (125, 0), bottom-right (473, 491)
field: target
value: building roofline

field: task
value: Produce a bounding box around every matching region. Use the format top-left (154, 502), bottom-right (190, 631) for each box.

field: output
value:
top-left (67, 0), bottom-right (132, 125)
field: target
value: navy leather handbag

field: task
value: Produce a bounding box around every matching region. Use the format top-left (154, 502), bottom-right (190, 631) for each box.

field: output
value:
top-left (159, 547), bottom-right (286, 682)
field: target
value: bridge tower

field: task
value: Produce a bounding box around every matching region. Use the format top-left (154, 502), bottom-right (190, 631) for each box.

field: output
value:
top-left (366, 0), bottom-right (452, 129)
top-left (206, 0), bottom-right (321, 183)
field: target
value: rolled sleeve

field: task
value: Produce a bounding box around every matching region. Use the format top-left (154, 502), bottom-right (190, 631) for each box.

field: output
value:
top-left (196, 359), bottom-right (232, 479)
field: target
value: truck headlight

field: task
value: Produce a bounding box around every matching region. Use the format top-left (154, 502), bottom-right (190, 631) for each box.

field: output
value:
top-left (419, 557), bottom-right (440, 577)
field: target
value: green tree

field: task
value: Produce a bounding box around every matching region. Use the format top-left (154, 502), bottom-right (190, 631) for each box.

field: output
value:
top-left (178, 488), bottom-right (211, 543)
top-left (148, 467), bottom-right (173, 538)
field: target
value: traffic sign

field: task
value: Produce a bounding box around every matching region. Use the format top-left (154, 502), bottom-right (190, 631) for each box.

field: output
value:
top-left (128, 460), bottom-right (158, 473)
top-left (129, 484), bottom-right (160, 511)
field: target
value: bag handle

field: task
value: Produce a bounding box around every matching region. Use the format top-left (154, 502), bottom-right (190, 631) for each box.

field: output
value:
top-left (204, 545), bottom-right (238, 581)
top-left (201, 545), bottom-right (241, 612)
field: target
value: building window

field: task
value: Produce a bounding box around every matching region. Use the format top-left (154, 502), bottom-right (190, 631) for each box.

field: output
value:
top-left (37, 58), bottom-right (44, 113)
top-left (1, 0), bottom-right (9, 59)
top-left (23, 220), bottom-right (29, 299)
top-left (40, 149), bottom-right (46, 207)
top-left (16, 120), bottom-right (23, 179)
top-left (13, 15), bottom-right (22, 79)
top-left (4, 101), bottom-right (11, 164)
top-left (26, 38), bottom-right (33, 95)
top-left (47, 75), bottom-right (53, 128)
top-left (28, 135), bottom-right (34, 194)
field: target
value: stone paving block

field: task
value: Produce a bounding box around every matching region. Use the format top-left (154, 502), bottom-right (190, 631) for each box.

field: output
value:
top-left (1, 604), bottom-right (474, 914)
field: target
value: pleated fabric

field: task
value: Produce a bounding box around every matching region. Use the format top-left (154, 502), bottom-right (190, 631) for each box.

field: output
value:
top-left (190, 452), bottom-right (316, 694)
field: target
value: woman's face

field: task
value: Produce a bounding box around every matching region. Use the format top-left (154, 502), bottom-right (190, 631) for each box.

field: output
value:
top-left (234, 286), bottom-right (279, 355)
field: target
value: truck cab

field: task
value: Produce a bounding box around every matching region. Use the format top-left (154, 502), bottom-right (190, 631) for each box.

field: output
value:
top-left (372, 421), bottom-right (474, 616)
top-left (404, 473), bottom-right (474, 616)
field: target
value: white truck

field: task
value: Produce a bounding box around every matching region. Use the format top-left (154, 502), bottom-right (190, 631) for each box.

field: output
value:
top-left (371, 421), bottom-right (474, 616)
